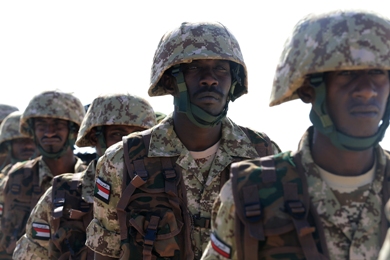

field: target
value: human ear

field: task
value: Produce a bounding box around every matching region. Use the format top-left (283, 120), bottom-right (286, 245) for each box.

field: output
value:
top-left (160, 74), bottom-right (179, 96)
top-left (297, 79), bottom-right (315, 104)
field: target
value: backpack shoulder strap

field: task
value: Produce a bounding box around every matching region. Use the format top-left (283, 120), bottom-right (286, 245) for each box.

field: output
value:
top-left (239, 126), bottom-right (274, 157)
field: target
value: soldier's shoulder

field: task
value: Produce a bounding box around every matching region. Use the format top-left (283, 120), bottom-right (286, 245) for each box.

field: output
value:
top-left (219, 180), bottom-right (234, 203)
top-left (7, 157), bottom-right (40, 176)
top-left (231, 151), bottom-right (295, 180)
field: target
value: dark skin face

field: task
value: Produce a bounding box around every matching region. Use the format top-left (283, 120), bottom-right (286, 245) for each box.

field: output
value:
top-left (33, 117), bottom-right (70, 153)
top-left (89, 125), bottom-right (146, 157)
top-left (298, 68), bottom-right (390, 176)
top-left (181, 59), bottom-right (232, 116)
top-left (11, 138), bottom-right (37, 161)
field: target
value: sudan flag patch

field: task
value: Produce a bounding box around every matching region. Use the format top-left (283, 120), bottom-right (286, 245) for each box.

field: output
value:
top-left (94, 177), bottom-right (111, 204)
top-left (211, 232), bottom-right (231, 259)
top-left (32, 223), bottom-right (50, 240)
top-left (0, 203), bottom-right (3, 217)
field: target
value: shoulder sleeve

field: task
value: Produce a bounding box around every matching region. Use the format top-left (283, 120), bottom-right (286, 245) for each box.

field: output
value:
top-left (86, 147), bottom-right (124, 258)
top-left (202, 180), bottom-right (237, 260)
top-left (13, 187), bottom-right (53, 259)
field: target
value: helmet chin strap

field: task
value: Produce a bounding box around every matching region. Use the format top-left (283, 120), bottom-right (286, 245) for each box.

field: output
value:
top-left (31, 120), bottom-right (77, 159)
top-left (309, 73), bottom-right (390, 151)
top-left (171, 66), bottom-right (238, 128)
top-left (95, 126), bottom-right (107, 156)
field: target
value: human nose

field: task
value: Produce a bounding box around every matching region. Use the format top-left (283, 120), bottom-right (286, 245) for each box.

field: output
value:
top-left (199, 67), bottom-right (218, 87)
top-left (352, 73), bottom-right (378, 100)
top-left (43, 123), bottom-right (57, 137)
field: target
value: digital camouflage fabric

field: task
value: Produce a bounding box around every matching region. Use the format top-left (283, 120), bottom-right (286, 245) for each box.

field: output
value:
top-left (148, 21), bottom-right (247, 99)
top-left (0, 111), bottom-right (31, 154)
top-left (20, 90), bottom-right (85, 137)
top-left (13, 160), bottom-right (96, 260)
top-left (202, 128), bottom-right (389, 260)
top-left (76, 93), bottom-right (156, 147)
top-left (86, 114), bottom-right (279, 259)
top-left (0, 105), bottom-right (18, 124)
top-left (270, 11), bottom-right (390, 107)
top-left (0, 156), bottom-right (86, 258)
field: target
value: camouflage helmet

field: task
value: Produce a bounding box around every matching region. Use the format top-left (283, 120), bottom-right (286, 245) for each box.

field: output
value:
top-left (0, 111), bottom-right (29, 154)
top-left (76, 93), bottom-right (156, 147)
top-left (0, 104), bottom-right (18, 124)
top-left (270, 11), bottom-right (390, 107)
top-left (20, 90), bottom-right (85, 137)
top-left (149, 21), bottom-right (248, 99)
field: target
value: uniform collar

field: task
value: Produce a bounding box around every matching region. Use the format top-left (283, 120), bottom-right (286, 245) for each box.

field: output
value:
top-left (148, 114), bottom-right (258, 159)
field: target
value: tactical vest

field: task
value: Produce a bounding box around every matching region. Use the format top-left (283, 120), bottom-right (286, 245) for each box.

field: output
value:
top-left (50, 171), bottom-right (94, 260)
top-left (116, 127), bottom-right (274, 260)
top-left (0, 158), bottom-right (46, 254)
top-left (231, 150), bottom-right (390, 260)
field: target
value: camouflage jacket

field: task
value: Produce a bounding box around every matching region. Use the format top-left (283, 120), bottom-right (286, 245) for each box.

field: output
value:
top-left (86, 114), bottom-right (279, 259)
top-left (0, 156), bottom-right (85, 257)
top-left (13, 159), bottom-right (95, 260)
top-left (202, 127), bottom-right (389, 260)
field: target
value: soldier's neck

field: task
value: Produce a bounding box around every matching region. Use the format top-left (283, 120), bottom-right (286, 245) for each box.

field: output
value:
top-left (310, 128), bottom-right (375, 177)
top-left (173, 111), bottom-right (222, 152)
top-left (42, 148), bottom-right (77, 176)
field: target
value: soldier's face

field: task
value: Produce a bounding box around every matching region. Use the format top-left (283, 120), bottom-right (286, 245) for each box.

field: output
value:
top-left (11, 138), bottom-right (37, 161)
top-left (325, 69), bottom-right (390, 137)
top-left (94, 125), bottom-right (146, 156)
top-left (182, 59), bottom-right (232, 116)
top-left (33, 117), bottom-right (69, 153)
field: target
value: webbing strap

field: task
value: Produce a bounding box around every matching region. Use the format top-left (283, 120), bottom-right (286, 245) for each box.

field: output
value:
top-left (283, 183), bottom-right (319, 260)
top-left (161, 158), bottom-right (177, 197)
top-left (261, 157), bottom-right (276, 183)
top-left (70, 172), bottom-right (83, 190)
top-left (143, 216), bottom-right (160, 260)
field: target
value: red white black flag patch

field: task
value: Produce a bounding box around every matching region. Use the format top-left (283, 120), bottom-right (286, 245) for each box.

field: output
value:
top-left (211, 232), bottom-right (232, 259)
top-left (0, 203), bottom-right (3, 217)
top-left (32, 222), bottom-right (50, 240)
top-left (94, 177), bottom-right (111, 204)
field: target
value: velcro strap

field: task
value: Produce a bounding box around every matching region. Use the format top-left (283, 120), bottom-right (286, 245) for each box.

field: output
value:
top-left (134, 160), bottom-right (148, 180)
top-left (161, 158), bottom-right (178, 197)
top-left (142, 216), bottom-right (160, 260)
top-left (261, 158), bottom-right (277, 183)
top-left (243, 185), bottom-right (261, 221)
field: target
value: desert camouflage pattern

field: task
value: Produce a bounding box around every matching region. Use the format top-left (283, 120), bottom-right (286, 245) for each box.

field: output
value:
top-left (0, 111), bottom-right (31, 154)
top-left (76, 93), bottom-right (156, 147)
top-left (202, 128), bottom-right (387, 260)
top-left (0, 105), bottom-right (18, 124)
top-left (86, 114), bottom-right (276, 259)
top-left (379, 200), bottom-right (390, 260)
top-left (20, 90), bottom-right (85, 137)
top-left (270, 11), bottom-right (390, 106)
top-left (13, 160), bottom-right (96, 259)
top-left (149, 21), bottom-right (248, 99)
top-left (0, 156), bottom-right (85, 258)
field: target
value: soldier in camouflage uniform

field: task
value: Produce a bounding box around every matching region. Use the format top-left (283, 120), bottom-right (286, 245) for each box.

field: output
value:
top-left (86, 22), bottom-right (280, 260)
top-left (0, 111), bottom-right (37, 177)
top-left (0, 90), bottom-right (86, 259)
top-left (0, 111), bottom-right (38, 259)
top-left (0, 105), bottom-right (19, 172)
top-left (202, 11), bottom-right (390, 260)
top-left (13, 93), bottom-right (157, 260)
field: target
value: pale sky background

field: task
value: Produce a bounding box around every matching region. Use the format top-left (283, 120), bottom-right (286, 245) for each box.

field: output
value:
top-left (0, 0), bottom-right (389, 152)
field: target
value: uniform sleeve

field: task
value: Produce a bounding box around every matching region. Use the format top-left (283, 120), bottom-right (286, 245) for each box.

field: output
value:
top-left (201, 180), bottom-right (237, 260)
top-left (85, 152), bottom-right (123, 258)
top-left (271, 141), bottom-right (282, 155)
top-left (13, 187), bottom-right (53, 259)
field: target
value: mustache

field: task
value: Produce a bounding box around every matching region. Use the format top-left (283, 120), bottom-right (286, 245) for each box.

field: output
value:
top-left (192, 86), bottom-right (224, 99)
top-left (40, 136), bottom-right (62, 142)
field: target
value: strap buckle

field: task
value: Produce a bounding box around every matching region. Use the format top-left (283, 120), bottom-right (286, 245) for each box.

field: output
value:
top-left (284, 200), bottom-right (306, 219)
top-left (192, 213), bottom-right (211, 228)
